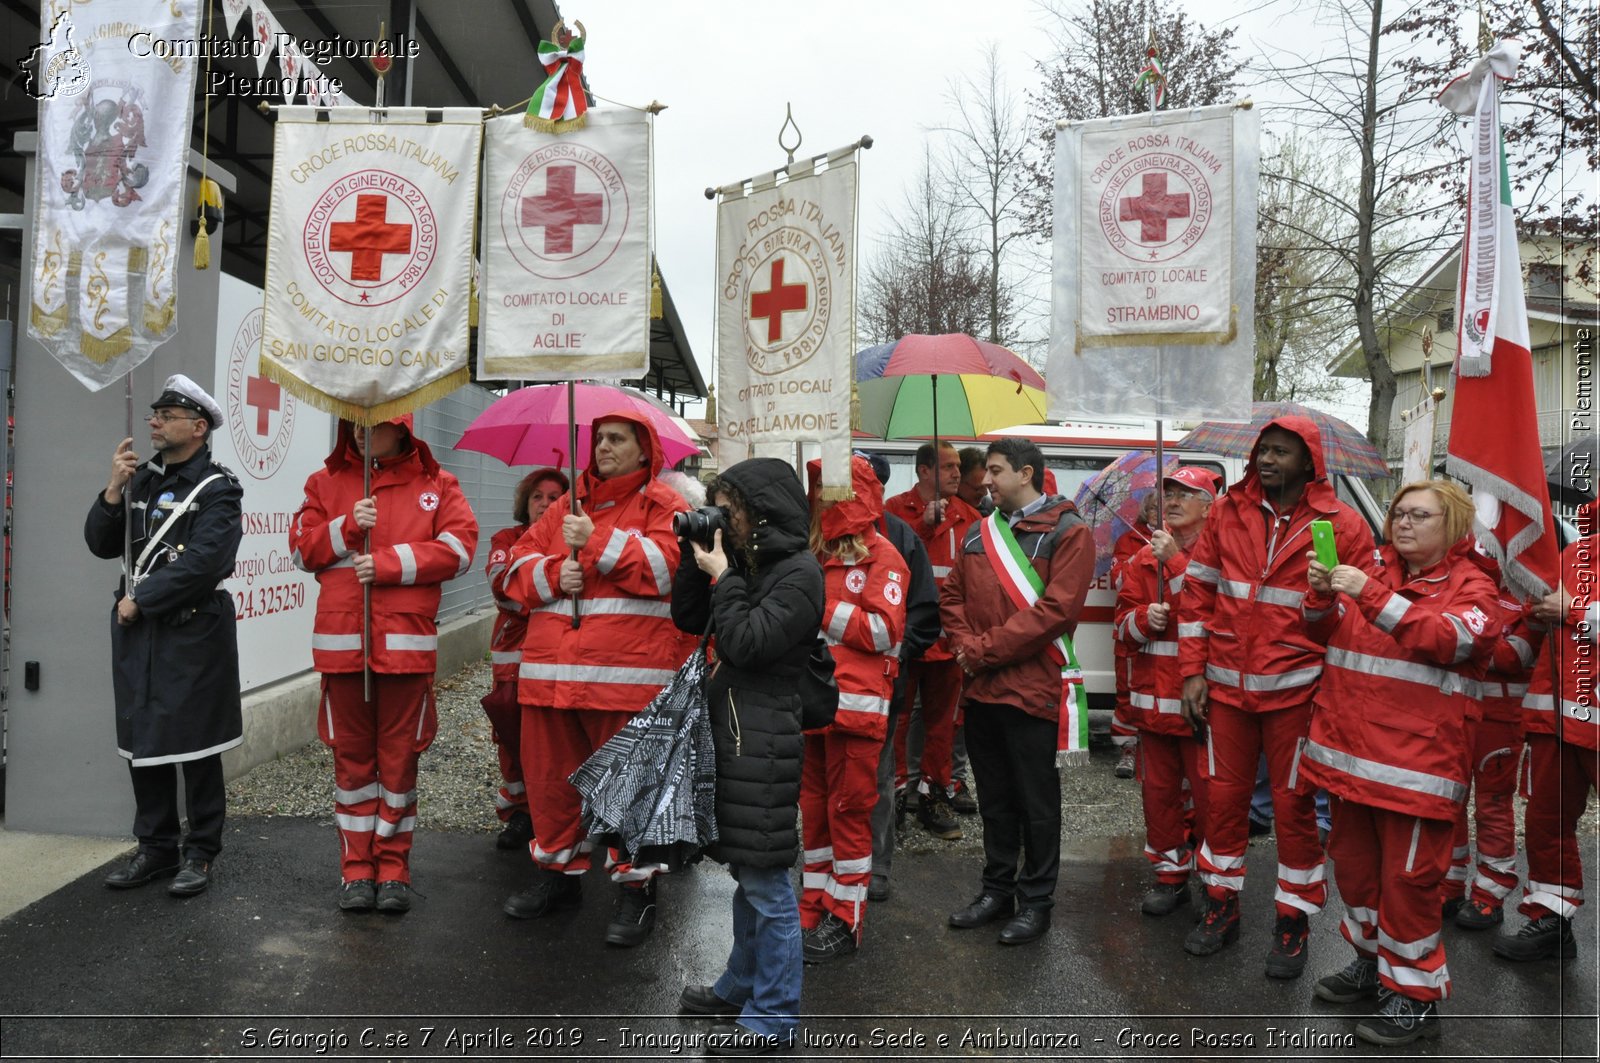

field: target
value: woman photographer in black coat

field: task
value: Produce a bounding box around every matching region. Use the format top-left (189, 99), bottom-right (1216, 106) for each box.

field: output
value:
top-left (671, 457), bottom-right (823, 1055)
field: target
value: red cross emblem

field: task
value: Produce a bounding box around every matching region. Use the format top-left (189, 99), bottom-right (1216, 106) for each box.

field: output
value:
top-left (520, 165), bottom-right (603, 255)
top-left (1118, 172), bottom-right (1192, 244)
top-left (245, 374), bottom-right (281, 437)
top-left (749, 258), bottom-right (808, 343)
top-left (329, 194), bottom-right (414, 281)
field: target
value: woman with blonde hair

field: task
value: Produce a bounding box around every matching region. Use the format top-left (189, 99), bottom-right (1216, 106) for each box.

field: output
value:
top-left (1299, 480), bottom-right (1499, 1045)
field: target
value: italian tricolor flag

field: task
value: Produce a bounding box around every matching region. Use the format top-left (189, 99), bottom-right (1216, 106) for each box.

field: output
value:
top-left (1439, 40), bottom-right (1560, 600)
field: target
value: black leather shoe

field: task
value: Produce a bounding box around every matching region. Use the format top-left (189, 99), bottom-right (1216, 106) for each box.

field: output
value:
top-left (504, 870), bottom-right (582, 919)
top-left (678, 983), bottom-right (741, 1019)
top-left (705, 1023), bottom-right (791, 1056)
top-left (998, 906), bottom-right (1051, 945)
top-left (104, 849), bottom-right (180, 889)
top-left (167, 859), bottom-right (213, 897)
top-left (339, 879), bottom-right (377, 912)
top-left (375, 880), bottom-right (412, 913)
top-left (495, 811), bottom-right (534, 851)
top-left (949, 892), bottom-right (1013, 929)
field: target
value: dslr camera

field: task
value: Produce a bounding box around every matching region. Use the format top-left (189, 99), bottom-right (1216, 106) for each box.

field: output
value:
top-left (673, 505), bottom-right (730, 550)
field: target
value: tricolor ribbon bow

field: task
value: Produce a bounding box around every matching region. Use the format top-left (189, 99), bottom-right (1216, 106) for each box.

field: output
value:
top-left (526, 20), bottom-right (588, 132)
top-left (1134, 45), bottom-right (1167, 109)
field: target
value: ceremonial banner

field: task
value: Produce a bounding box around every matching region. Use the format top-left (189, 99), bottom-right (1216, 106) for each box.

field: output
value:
top-left (1049, 103), bottom-right (1257, 421)
top-left (261, 106), bottom-right (482, 422)
top-left (1440, 41), bottom-right (1560, 599)
top-left (28, 0), bottom-right (200, 391)
top-left (478, 108), bottom-right (650, 381)
top-left (1400, 393), bottom-right (1438, 485)
top-left (715, 157), bottom-right (856, 497)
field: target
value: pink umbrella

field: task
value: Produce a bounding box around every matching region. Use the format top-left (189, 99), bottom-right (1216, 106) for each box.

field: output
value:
top-left (457, 383), bottom-right (702, 470)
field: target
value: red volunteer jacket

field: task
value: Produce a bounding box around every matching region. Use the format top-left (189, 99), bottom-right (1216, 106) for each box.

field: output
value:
top-left (290, 416), bottom-right (478, 675)
top-left (1179, 415), bottom-right (1377, 713)
top-left (1114, 542), bottom-right (1192, 736)
top-left (504, 411), bottom-right (694, 713)
top-left (1523, 534), bottom-right (1599, 751)
top-left (821, 525), bottom-right (909, 739)
top-left (486, 524), bottom-right (530, 683)
top-left (1299, 542), bottom-right (1499, 822)
top-left (884, 489), bottom-right (980, 662)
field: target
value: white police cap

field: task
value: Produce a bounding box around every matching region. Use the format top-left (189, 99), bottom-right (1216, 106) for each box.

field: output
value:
top-left (151, 374), bottom-right (223, 428)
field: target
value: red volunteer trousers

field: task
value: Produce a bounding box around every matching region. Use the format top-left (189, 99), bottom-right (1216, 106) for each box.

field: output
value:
top-left (801, 729), bottom-right (881, 933)
top-left (1444, 715), bottom-right (1520, 908)
top-left (1197, 700), bottom-right (1326, 914)
top-left (1139, 731), bottom-right (1209, 884)
top-left (319, 673), bottom-right (436, 884)
top-left (1519, 733), bottom-right (1600, 920)
top-left (520, 705), bottom-right (663, 882)
top-left (903, 658), bottom-right (963, 794)
top-left (480, 680), bottom-right (528, 823)
top-left (1327, 796), bottom-right (1454, 1002)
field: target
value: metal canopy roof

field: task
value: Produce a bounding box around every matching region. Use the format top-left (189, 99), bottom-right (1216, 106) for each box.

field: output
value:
top-left (0, 0), bottom-right (704, 407)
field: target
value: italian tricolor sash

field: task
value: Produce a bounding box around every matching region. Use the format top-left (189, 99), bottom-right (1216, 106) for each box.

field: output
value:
top-left (978, 512), bottom-right (1091, 768)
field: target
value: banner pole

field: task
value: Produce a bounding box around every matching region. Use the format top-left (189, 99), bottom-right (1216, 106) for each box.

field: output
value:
top-left (363, 425), bottom-right (372, 702)
top-left (124, 372), bottom-right (134, 587)
top-left (567, 379), bottom-right (582, 629)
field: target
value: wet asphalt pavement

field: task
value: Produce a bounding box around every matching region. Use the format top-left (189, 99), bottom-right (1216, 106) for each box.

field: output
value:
top-left (0, 817), bottom-right (1595, 1061)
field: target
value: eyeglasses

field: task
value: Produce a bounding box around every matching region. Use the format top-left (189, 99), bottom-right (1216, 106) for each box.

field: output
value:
top-left (1390, 508), bottom-right (1440, 525)
top-left (150, 410), bottom-right (200, 424)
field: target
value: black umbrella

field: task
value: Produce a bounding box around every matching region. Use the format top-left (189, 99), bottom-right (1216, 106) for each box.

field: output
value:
top-left (570, 648), bottom-right (717, 863)
top-left (1547, 435), bottom-right (1597, 507)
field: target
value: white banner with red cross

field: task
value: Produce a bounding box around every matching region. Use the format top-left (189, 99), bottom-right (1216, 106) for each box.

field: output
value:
top-left (28, 0), bottom-right (200, 391)
top-left (714, 155), bottom-right (857, 498)
top-left (260, 106), bottom-right (482, 423)
top-left (478, 107), bottom-right (651, 381)
top-left (1049, 103), bottom-right (1257, 421)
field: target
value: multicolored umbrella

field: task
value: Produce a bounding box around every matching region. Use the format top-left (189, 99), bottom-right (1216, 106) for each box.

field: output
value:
top-left (1182, 401), bottom-right (1388, 479)
top-left (455, 382), bottom-right (702, 469)
top-left (855, 334), bottom-right (1047, 439)
top-left (1072, 449), bottom-right (1180, 580)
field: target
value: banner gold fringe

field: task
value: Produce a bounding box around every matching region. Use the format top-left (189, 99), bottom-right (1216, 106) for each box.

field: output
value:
top-left (524, 113), bottom-right (588, 134)
top-left (468, 277), bottom-right (479, 328)
top-left (818, 484), bottom-right (856, 502)
top-left (1074, 305), bottom-right (1238, 353)
top-left (260, 360), bottom-right (472, 426)
top-left (145, 295), bottom-right (176, 335)
top-left (29, 300), bottom-right (68, 338)
top-left (81, 327), bottom-right (134, 365)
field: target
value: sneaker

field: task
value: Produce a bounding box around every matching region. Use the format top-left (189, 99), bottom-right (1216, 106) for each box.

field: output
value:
top-left (1264, 911), bottom-right (1311, 979)
top-left (1355, 992), bottom-right (1440, 1046)
top-left (949, 778), bottom-right (978, 815)
top-left (1492, 914), bottom-right (1578, 962)
top-left (375, 880), bottom-right (412, 913)
top-left (1455, 897), bottom-right (1504, 931)
top-left (495, 811), bottom-right (534, 851)
top-left (1183, 891), bottom-right (1240, 956)
top-left (1314, 954), bottom-right (1380, 1003)
top-left (503, 869), bottom-right (583, 919)
top-left (605, 879), bottom-right (658, 947)
top-left (1140, 881), bottom-right (1191, 917)
top-left (338, 878), bottom-right (377, 912)
top-left (802, 914), bottom-right (857, 964)
top-left (917, 791), bottom-right (963, 840)
top-left (1115, 742), bottom-right (1138, 779)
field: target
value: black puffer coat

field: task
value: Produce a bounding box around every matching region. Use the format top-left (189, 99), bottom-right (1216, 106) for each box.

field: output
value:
top-left (672, 458), bottom-right (824, 868)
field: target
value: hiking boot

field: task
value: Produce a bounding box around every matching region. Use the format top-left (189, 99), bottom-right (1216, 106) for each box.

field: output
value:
top-left (1492, 914), bottom-right (1577, 962)
top-left (375, 880), bottom-right (412, 914)
top-left (802, 913), bottom-right (857, 964)
top-left (1264, 911), bottom-right (1311, 979)
top-left (1183, 891), bottom-right (1240, 956)
top-left (338, 878), bottom-right (377, 912)
top-left (495, 811), bottom-right (534, 851)
top-left (1314, 954), bottom-right (1380, 1003)
top-left (949, 777), bottom-right (978, 815)
top-left (1440, 894), bottom-right (1464, 920)
top-left (917, 791), bottom-right (962, 840)
top-left (605, 879), bottom-right (658, 947)
top-left (1141, 880), bottom-right (1191, 917)
top-left (1355, 992), bottom-right (1440, 1046)
top-left (868, 875), bottom-right (891, 903)
top-left (1115, 742), bottom-right (1138, 779)
top-left (503, 869), bottom-right (582, 919)
top-left (1455, 897), bottom-right (1504, 931)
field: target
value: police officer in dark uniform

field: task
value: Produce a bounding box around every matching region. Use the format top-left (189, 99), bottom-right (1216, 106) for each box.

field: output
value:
top-left (84, 374), bottom-right (244, 897)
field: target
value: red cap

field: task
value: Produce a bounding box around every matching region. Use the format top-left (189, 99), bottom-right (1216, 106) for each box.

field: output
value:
top-left (1164, 466), bottom-right (1220, 500)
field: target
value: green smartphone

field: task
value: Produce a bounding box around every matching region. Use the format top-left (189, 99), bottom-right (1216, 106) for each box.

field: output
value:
top-left (1311, 519), bottom-right (1338, 569)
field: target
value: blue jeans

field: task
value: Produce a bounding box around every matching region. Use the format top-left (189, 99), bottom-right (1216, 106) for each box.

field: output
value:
top-left (713, 863), bottom-right (802, 1039)
top-left (1252, 752), bottom-right (1331, 832)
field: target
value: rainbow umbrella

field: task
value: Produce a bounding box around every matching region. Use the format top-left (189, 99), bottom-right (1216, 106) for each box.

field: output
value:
top-left (855, 334), bottom-right (1047, 440)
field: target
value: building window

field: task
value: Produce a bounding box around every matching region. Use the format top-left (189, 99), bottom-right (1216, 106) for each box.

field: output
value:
top-left (1528, 262), bottom-right (1564, 301)
top-left (1436, 307), bottom-right (1454, 331)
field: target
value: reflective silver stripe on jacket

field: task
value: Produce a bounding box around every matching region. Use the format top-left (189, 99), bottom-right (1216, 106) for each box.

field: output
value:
top-left (1217, 578), bottom-right (1254, 600)
top-left (1301, 739), bottom-right (1467, 803)
top-left (328, 515), bottom-right (353, 559)
top-left (866, 613), bottom-right (892, 653)
top-left (386, 634), bottom-right (438, 652)
top-left (1325, 646), bottom-right (1475, 695)
top-left (1373, 593), bottom-right (1411, 633)
top-left (394, 543), bottom-right (418, 585)
top-left (837, 691), bottom-right (891, 716)
top-left (518, 663), bottom-right (678, 686)
top-left (533, 598), bottom-right (671, 619)
top-left (1142, 639), bottom-right (1177, 658)
top-left (1129, 690), bottom-right (1183, 714)
top-left (491, 650), bottom-right (522, 666)
top-left (637, 536), bottom-right (671, 595)
top-left (313, 633), bottom-right (364, 651)
top-left (1521, 693), bottom-right (1596, 724)
top-left (931, 565), bottom-right (952, 579)
top-left (1177, 621), bottom-right (1207, 639)
top-left (597, 528), bottom-right (630, 574)
top-left (826, 602), bottom-right (856, 643)
top-left (1186, 560), bottom-right (1220, 585)
top-left (1255, 585), bottom-right (1305, 609)
top-left (1442, 613), bottom-right (1476, 663)
top-left (1480, 681), bottom-right (1529, 699)
top-left (1204, 663), bottom-right (1322, 692)
top-left (438, 530), bottom-right (471, 576)
top-left (1505, 635), bottom-right (1535, 668)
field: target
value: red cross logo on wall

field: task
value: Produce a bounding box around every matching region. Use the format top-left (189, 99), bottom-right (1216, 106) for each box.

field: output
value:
top-left (749, 258), bottom-right (808, 343)
top-left (246, 374), bottom-right (281, 437)
top-left (329, 194), bottom-right (414, 281)
top-left (521, 165), bottom-right (604, 255)
top-left (1118, 173), bottom-right (1192, 244)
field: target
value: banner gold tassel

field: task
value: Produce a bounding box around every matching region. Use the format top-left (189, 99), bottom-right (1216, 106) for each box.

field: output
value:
top-left (191, 178), bottom-right (222, 270)
top-left (649, 268), bottom-right (662, 319)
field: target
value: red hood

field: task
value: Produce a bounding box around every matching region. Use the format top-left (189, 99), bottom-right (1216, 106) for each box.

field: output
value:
top-left (806, 455), bottom-right (884, 540)
top-left (326, 413), bottom-right (441, 476)
top-left (584, 408), bottom-right (665, 481)
top-left (1239, 413), bottom-right (1328, 495)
